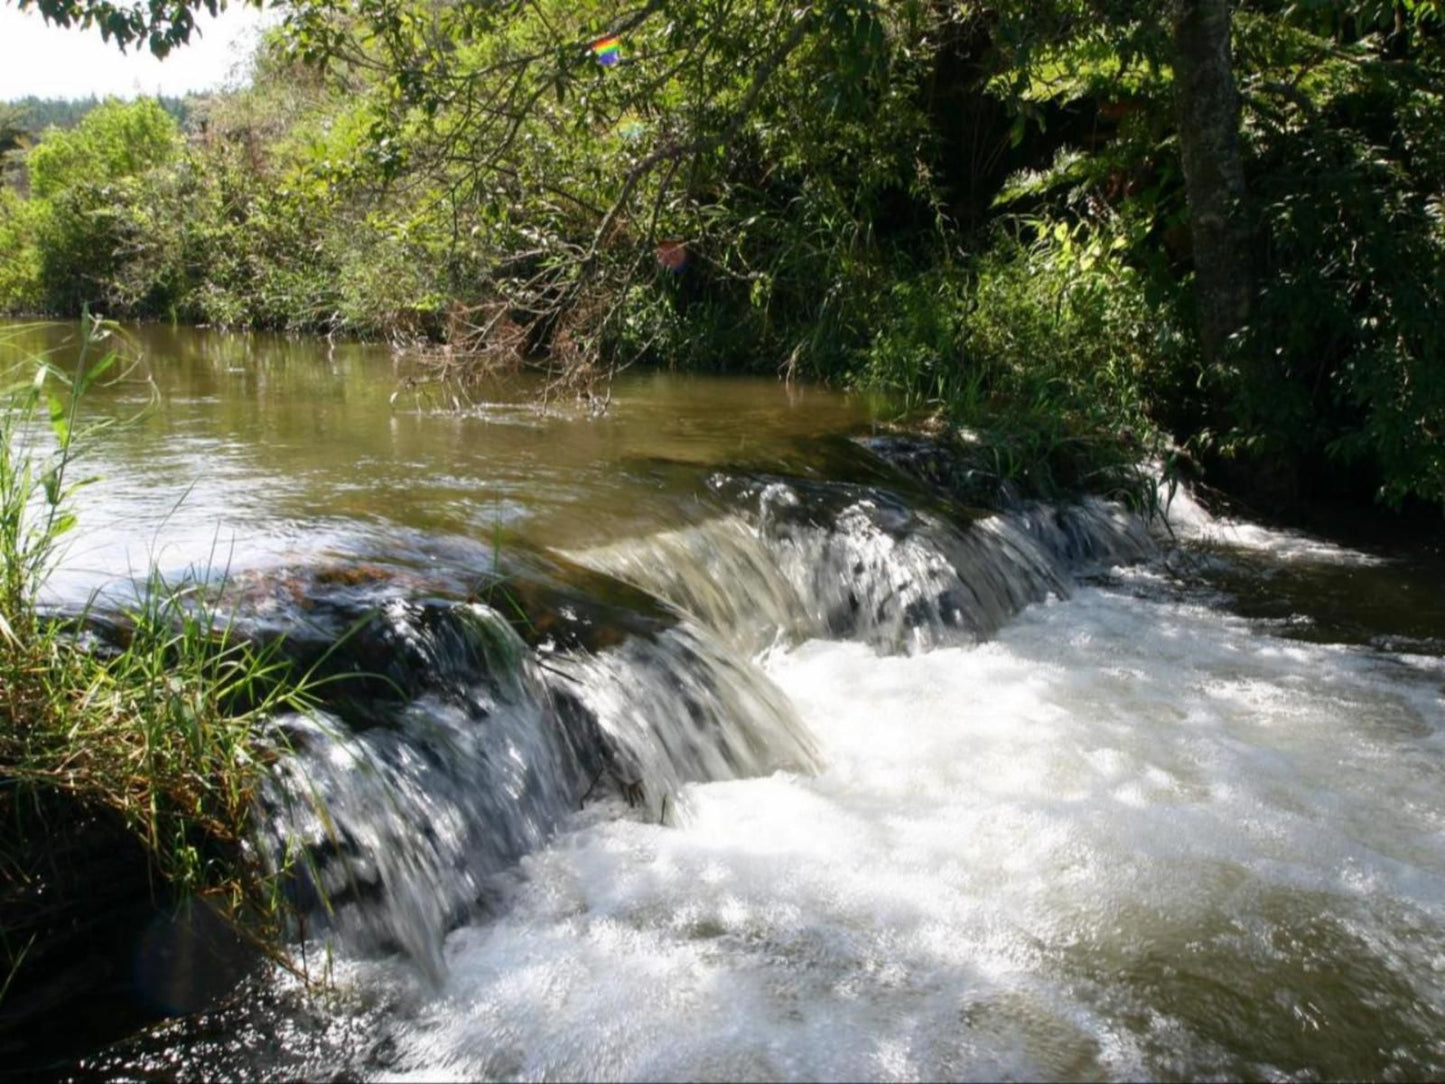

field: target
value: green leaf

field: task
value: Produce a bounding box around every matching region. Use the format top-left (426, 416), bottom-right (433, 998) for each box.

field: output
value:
top-left (79, 352), bottom-right (118, 394)
top-left (46, 391), bottom-right (70, 446)
top-left (42, 467), bottom-right (61, 506)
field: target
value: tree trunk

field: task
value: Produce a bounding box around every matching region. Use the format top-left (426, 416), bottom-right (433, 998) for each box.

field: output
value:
top-left (1170, 0), bottom-right (1252, 372)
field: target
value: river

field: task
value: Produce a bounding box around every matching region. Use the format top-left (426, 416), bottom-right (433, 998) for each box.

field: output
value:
top-left (4, 320), bottom-right (1444, 1080)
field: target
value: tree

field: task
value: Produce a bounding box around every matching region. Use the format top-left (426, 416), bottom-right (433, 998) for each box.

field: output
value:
top-left (10, 0), bottom-right (254, 57)
top-left (0, 104), bottom-right (28, 156)
top-left (1169, 0), bottom-right (1251, 374)
top-left (26, 97), bottom-right (179, 198)
top-left (20, 99), bottom-right (183, 312)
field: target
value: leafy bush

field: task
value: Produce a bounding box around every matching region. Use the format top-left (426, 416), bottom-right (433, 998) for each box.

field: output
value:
top-left (8, 100), bottom-right (184, 315)
top-left (1228, 18), bottom-right (1445, 505)
top-left (0, 190), bottom-right (41, 313)
top-left (850, 214), bottom-right (1190, 498)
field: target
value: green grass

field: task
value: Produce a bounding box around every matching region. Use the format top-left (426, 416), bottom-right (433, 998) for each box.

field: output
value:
top-left (0, 318), bottom-right (317, 992)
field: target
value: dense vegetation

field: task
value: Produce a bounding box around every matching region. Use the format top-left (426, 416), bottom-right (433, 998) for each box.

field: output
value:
top-left (2, 0), bottom-right (1443, 511)
top-left (0, 92), bottom-right (195, 137)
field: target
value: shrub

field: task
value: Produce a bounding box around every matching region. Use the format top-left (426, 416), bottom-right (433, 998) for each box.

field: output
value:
top-left (0, 190), bottom-right (41, 312)
top-left (1230, 29), bottom-right (1445, 506)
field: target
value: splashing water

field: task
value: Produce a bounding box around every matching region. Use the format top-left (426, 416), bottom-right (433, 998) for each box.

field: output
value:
top-left (256, 602), bottom-right (590, 981)
top-left (1158, 478), bottom-right (1387, 567)
top-left (256, 599), bottom-right (815, 980)
top-left (567, 476), bottom-right (1153, 653)
top-left (22, 321), bottom-right (1439, 1080)
top-left (82, 472), bottom-right (1445, 1081)
top-left (326, 582), bottom-right (1445, 1082)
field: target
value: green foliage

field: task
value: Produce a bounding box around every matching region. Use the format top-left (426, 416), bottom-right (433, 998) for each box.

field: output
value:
top-left (967, 0), bottom-right (1445, 507)
top-left (849, 213), bottom-right (1190, 500)
top-left (1, 94), bottom-right (101, 134)
top-left (961, 215), bottom-right (1188, 438)
top-left (1, 100), bottom-right (185, 314)
top-left (852, 267), bottom-right (970, 410)
top-left (4, 0), bottom-right (1444, 509)
top-left (1224, 9), bottom-right (1445, 505)
top-left (0, 93), bottom-right (197, 135)
top-left (13, 0), bottom-right (251, 57)
top-left (0, 104), bottom-right (27, 157)
top-left (26, 97), bottom-right (179, 198)
top-left (0, 190), bottom-right (41, 312)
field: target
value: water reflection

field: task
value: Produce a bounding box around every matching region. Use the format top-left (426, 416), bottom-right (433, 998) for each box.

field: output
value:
top-left (0, 320), bottom-right (883, 602)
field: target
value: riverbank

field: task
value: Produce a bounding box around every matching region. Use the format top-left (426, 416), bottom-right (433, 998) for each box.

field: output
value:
top-left (0, 321), bottom-right (320, 1069)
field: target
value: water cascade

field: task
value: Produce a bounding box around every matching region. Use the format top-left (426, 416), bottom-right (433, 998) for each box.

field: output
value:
top-left (74, 438), bottom-right (1445, 1082)
top-left (567, 472), bottom-right (1153, 654)
top-left (252, 595), bottom-right (815, 982)
top-left (11, 322), bottom-right (1439, 1080)
top-left (241, 453), bottom-right (1163, 987)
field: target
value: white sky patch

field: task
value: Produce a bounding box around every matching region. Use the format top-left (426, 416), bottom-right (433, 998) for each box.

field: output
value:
top-left (0, 3), bottom-right (268, 101)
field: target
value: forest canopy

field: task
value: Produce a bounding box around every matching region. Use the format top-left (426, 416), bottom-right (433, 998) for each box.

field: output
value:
top-left (2, 0), bottom-right (1443, 511)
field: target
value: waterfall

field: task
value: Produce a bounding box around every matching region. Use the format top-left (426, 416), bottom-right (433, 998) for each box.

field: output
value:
top-left (566, 472), bottom-right (1154, 653)
top-left (255, 599), bottom-right (814, 979)
top-left (246, 454), bottom-right (1158, 978)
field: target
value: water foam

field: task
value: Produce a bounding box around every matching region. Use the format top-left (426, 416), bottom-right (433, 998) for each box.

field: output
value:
top-left (258, 602), bottom-right (813, 979)
top-left (1158, 482), bottom-right (1386, 566)
top-left (351, 586), bottom-right (1445, 1080)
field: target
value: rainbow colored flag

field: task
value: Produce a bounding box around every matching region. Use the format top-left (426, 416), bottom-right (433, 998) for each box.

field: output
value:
top-left (591, 36), bottom-right (622, 67)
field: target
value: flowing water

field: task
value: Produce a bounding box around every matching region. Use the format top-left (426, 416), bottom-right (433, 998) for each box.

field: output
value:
top-left (3, 321), bottom-right (1444, 1081)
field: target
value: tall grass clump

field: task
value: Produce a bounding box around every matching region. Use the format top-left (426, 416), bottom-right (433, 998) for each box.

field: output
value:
top-left (1, 319), bottom-right (314, 1009)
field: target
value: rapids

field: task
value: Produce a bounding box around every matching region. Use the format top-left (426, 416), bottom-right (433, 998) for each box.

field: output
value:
top-left (90, 486), bottom-right (1445, 1082)
top-left (366, 583), bottom-right (1445, 1081)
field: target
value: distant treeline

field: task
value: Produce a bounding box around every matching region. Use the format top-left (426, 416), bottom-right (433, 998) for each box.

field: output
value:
top-left (1, 92), bottom-right (198, 139)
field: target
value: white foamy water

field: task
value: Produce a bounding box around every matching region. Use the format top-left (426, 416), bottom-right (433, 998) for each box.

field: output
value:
top-left (350, 584), bottom-right (1445, 1081)
top-left (1159, 483), bottom-right (1387, 566)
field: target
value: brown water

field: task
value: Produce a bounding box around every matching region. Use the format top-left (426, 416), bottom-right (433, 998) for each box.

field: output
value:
top-left (5, 319), bottom-right (1445, 1082)
top-left (1, 319), bottom-right (881, 601)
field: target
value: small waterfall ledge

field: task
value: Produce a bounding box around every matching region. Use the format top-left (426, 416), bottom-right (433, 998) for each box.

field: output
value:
top-left (248, 446), bottom-right (1162, 976)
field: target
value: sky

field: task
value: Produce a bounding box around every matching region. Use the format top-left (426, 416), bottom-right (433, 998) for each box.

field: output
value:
top-left (0, 3), bottom-right (269, 100)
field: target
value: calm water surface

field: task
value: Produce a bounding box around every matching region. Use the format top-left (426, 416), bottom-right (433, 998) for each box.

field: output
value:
top-left (1, 319), bottom-right (878, 600)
